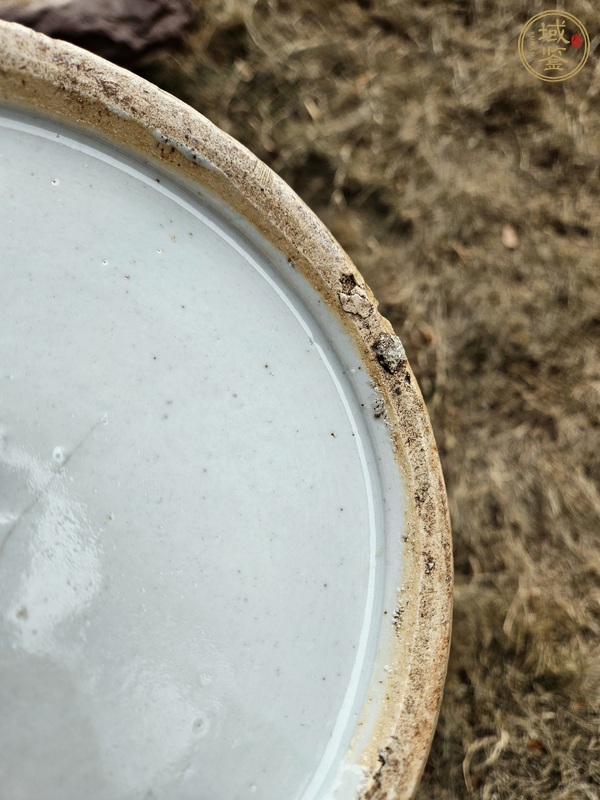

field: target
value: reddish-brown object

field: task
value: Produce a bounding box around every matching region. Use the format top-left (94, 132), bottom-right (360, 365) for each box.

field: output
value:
top-left (0, 0), bottom-right (192, 63)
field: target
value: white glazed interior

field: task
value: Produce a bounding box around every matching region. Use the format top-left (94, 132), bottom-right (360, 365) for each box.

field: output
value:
top-left (0, 107), bottom-right (407, 800)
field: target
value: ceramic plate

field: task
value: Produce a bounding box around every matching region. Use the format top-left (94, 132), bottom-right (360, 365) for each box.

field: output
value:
top-left (0, 21), bottom-right (452, 800)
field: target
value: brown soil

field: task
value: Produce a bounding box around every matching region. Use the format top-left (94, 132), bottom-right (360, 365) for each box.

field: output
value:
top-left (136, 1), bottom-right (600, 797)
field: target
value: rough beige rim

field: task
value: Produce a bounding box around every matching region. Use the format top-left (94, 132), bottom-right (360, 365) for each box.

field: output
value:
top-left (0, 20), bottom-right (453, 799)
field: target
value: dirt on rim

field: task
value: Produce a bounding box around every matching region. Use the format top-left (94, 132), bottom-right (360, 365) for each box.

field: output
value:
top-left (12, 0), bottom-right (599, 796)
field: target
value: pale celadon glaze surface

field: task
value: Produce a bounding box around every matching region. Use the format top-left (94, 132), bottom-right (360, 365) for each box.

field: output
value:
top-left (0, 108), bottom-right (405, 800)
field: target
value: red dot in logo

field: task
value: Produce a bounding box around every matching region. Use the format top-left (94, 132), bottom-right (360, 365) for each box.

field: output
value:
top-left (571, 33), bottom-right (583, 49)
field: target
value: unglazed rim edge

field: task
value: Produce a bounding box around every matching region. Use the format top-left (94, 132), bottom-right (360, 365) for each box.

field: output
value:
top-left (0, 20), bottom-right (453, 800)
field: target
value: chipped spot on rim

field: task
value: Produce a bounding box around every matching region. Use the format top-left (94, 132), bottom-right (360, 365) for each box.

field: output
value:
top-left (0, 20), bottom-right (452, 799)
top-left (374, 334), bottom-right (407, 375)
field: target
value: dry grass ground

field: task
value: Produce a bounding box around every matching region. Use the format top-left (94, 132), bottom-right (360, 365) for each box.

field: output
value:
top-left (136, 1), bottom-right (600, 797)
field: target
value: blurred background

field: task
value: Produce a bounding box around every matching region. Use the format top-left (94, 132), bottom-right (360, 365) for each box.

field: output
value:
top-left (3, 1), bottom-right (599, 797)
